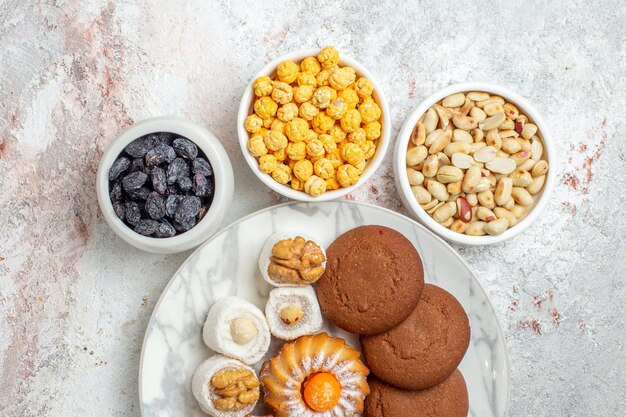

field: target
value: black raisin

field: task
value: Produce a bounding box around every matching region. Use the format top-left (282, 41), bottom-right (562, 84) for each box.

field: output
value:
top-left (130, 157), bottom-right (146, 173)
top-left (166, 184), bottom-right (178, 196)
top-left (134, 219), bottom-right (160, 236)
top-left (174, 196), bottom-right (201, 224)
top-left (145, 143), bottom-right (176, 166)
top-left (193, 173), bottom-right (210, 196)
top-left (192, 158), bottom-right (213, 177)
top-left (122, 171), bottom-right (148, 192)
top-left (157, 132), bottom-right (174, 145)
top-left (178, 176), bottom-right (192, 192)
top-left (155, 220), bottom-right (176, 237)
top-left (125, 201), bottom-right (142, 226)
top-left (127, 186), bottom-right (150, 201)
top-left (125, 135), bottom-right (159, 158)
top-left (109, 181), bottom-right (123, 202)
top-left (167, 158), bottom-right (188, 184)
top-left (198, 205), bottom-right (208, 221)
top-left (165, 194), bottom-right (182, 217)
top-left (172, 138), bottom-right (198, 159)
top-left (113, 202), bottom-right (125, 220)
top-left (151, 167), bottom-right (167, 195)
top-left (173, 218), bottom-right (196, 232)
top-left (109, 157), bottom-right (131, 181)
top-left (145, 192), bottom-right (166, 220)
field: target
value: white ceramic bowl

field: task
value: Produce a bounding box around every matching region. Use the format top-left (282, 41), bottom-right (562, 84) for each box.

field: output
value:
top-left (237, 49), bottom-right (391, 201)
top-left (394, 83), bottom-right (556, 245)
top-left (96, 117), bottom-right (234, 253)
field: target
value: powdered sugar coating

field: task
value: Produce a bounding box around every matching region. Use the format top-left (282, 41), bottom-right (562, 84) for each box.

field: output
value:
top-left (202, 297), bottom-right (271, 364)
top-left (260, 333), bottom-right (369, 417)
top-left (191, 355), bottom-right (257, 417)
top-left (265, 286), bottom-right (323, 340)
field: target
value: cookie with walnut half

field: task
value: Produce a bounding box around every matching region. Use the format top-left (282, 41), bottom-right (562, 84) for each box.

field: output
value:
top-left (192, 355), bottom-right (260, 417)
top-left (258, 232), bottom-right (326, 287)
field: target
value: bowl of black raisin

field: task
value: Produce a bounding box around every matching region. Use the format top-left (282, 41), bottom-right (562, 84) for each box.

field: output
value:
top-left (97, 117), bottom-right (234, 253)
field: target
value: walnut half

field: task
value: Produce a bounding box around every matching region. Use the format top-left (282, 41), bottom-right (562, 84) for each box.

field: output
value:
top-left (210, 367), bottom-right (260, 411)
top-left (268, 236), bottom-right (325, 285)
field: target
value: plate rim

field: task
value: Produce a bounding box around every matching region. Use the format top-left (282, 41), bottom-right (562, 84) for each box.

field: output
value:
top-left (138, 200), bottom-right (511, 417)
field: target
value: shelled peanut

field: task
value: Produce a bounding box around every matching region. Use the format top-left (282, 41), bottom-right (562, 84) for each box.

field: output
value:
top-left (405, 91), bottom-right (548, 236)
top-left (244, 46), bottom-right (383, 197)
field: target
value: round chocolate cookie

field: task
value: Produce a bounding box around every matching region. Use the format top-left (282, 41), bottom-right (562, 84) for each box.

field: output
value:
top-left (365, 371), bottom-right (469, 417)
top-left (316, 225), bottom-right (424, 335)
top-left (360, 284), bottom-right (470, 390)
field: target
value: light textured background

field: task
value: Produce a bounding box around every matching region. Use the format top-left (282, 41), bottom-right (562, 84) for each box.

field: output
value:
top-left (0, 1), bottom-right (624, 416)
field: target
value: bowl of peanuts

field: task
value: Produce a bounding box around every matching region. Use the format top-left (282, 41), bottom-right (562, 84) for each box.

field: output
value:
top-left (238, 46), bottom-right (390, 201)
top-left (394, 83), bottom-right (555, 245)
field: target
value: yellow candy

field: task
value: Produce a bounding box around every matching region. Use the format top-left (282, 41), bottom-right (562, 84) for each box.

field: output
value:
top-left (263, 130), bottom-right (288, 151)
top-left (247, 134), bottom-right (268, 157)
top-left (329, 67), bottom-right (356, 91)
top-left (341, 142), bottom-right (364, 165)
top-left (354, 159), bottom-right (367, 174)
top-left (272, 164), bottom-right (292, 184)
top-left (258, 127), bottom-right (268, 136)
top-left (277, 60), bottom-right (299, 84)
top-left (326, 149), bottom-right (343, 168)
top-left (328, 124), bottom-right (347, 143)
top-left (253, 76), bottom-right (273, 97)
top-left (326, 99), bottom-right (348, 120)
top-left (358, 100), bottom-right (382, 124)
top-left (362, 140), bottom-right (376, 160)
top-left (271, 119), bottom-right (286, 134)
top-left (305, 130), bottom-right (319, 143)
top-left (277, 103), bottom-right (298, 122)
top-left (244, 114), bottom-right (263, 133)
top-left (340, 108), bottom-right (362, 133)
top-left (325, 177), bottom-right (341, 190)
top-left (299, 101), bottom-right (319, 121)
top-left (263, 116), bottom-right (275, 129)
top-left (286, 141), bottom-right (307, 161)
top-left (338, 88), bottom-right (359, 109)
top-left (304, 175), bottom-right (327, 197)
top-left (285, 118), bottom-right (309, 142)
top-left (314, 158), bottom-right (335, 179)
top-left (312, 112), bottom-right (334, 133)
top-left (355, 77), bottom-right (374, 98)
top-left (293, 159), bottom-right (314, 181)
top-left (291, 177), bottom-right (305, 191)
top-left (337, 164), bottom-right (360, 187)
top-left (312, 86), bottom-right (337, 109)
top-left (254, 96), bottom-right (278, 119)
top-left (258, 154), bottom-right (279, 174)
top-left (348, 128), bottom-right (367, 145)
top-left (271, 81), bottom-right (294, 105)
top-left (316, 69), bottom-right (332, 86)
top-left (300, 56), bottom-right (322, 75)
top-left (319, 134), bottom-right (337, 153)
top-left (297, 72), bottom-right (317, 87)
top-left (293, 85), bottom-right (314, 103)
top-left (364, 121), bottom-right (382, 140)
top-left (306, 139), bottom-right (326, 158)
top-left (317, 46), bottom-right (340, 69)
top-left (273, 149), bottom-right (287, 162)
top-left (287, 159), bottom-right (296, 171)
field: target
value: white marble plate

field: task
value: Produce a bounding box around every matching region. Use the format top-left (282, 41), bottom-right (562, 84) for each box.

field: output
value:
top-left (139, 201), bottom-right (510, 417)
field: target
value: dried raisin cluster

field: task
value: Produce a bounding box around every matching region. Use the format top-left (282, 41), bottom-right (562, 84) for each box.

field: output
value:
top-left (108, 132), bottom-right (215, 237)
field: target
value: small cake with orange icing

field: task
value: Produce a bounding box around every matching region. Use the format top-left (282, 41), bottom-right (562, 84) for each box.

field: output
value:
top-left (259, 332), bottom-right (369, 417)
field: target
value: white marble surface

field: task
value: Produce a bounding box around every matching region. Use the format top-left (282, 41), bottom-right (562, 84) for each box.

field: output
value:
top-left (0, 1), bottom-right (625, 416)
top-left (140, 202), bottom-right (509, 417)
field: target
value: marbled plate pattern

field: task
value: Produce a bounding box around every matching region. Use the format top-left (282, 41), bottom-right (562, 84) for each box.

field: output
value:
top-left (139, 201), bottom-right (510, 417)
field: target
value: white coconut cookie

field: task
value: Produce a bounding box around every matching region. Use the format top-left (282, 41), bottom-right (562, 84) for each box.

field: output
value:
top-left (202, 297), bottom-right (270, 365)
top-left (191, 354), bottom-right (260, 417)
top-left (265, 286), bottom-right (323, 340)
top-left (258, 231), bottom-right (326, 287)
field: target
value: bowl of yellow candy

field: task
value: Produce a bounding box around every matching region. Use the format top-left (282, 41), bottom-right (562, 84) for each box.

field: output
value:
top-left (238, 46), bottom-right (390, 201)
